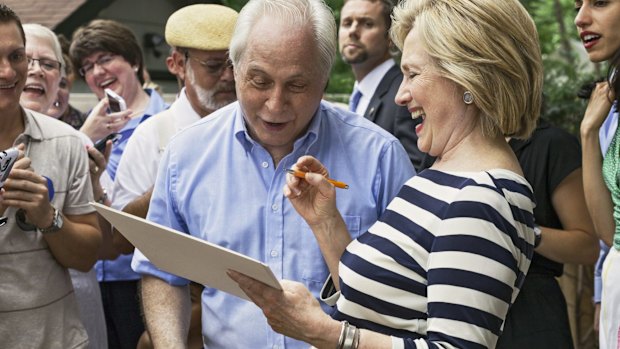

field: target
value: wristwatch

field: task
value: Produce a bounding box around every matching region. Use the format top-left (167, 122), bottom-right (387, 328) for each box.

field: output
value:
top-left (38, 206), bottom-right (64, 235)
top-left (533, 224), bottom-right (542, 248)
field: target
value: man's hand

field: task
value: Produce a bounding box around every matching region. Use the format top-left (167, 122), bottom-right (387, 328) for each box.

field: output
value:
top-left (0, 144), bottom-right (55, 229)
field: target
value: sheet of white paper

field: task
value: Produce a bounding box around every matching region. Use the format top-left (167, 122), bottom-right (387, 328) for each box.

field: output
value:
top-left (91, 202), bottom-right (281, 300)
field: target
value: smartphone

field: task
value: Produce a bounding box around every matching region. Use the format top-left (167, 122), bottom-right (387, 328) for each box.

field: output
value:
top-left (94, 133), bottom-right (121, 153)
top-left (0, 147), bottom-right (19, 188)
top-left (105, 88), bottom-right (127, 113)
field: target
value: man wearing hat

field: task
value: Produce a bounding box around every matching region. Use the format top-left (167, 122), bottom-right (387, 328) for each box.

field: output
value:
top-left (107, 4), bottom-right (238, 348)
top-left (112, 3), bottom-right (237, 240)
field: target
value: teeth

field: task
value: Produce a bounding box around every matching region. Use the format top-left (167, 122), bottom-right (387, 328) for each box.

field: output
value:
top-left (98, 79), bottom-right (115, 88)
top-left (24, 84), bottom-right (45, 93)
top-left (411, 109), bottom-right (425, 119)
top-left (584, 34), bottom-right (600, 42)
top-left (0, 82), bottom-right (16, 89)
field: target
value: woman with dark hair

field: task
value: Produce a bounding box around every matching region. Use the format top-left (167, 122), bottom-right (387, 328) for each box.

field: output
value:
top-left (70, 19), bottom-right (168, 349)
top-left (576, 1), bottom-right (620, 347)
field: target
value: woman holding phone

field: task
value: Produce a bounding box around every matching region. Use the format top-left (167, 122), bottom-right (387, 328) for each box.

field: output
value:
top-left (70, 19), bottom-right (168, 349)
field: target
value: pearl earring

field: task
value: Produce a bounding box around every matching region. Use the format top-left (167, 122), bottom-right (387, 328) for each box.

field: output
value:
top-left (463, 91), bottom-right (474, 105)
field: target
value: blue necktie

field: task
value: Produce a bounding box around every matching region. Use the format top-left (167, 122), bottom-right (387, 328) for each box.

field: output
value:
top-left (348, 88), bottom-right (362, 113)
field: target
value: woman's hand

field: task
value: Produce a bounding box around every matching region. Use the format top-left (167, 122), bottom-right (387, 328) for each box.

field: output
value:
top-left (581, 82), bottom-right (615, 136)
top-left (87, 140), bottom-right (112, 203)
top-left (80, 98), bottom-right (132, 142)
top-left (228, 270), bottom-right (339, 347)
top-left (284, 156), bottom-right (340, 229)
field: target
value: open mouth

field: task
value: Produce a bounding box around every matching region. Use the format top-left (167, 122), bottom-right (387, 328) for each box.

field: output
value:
top-left (98, 78), bottom-right (116, 89)
top-left (583, 34), bottom-right (601, 43)
top-left (23, 83), bottom-right (46, 96)
top-left (581, 33), bottom-right (601, 49)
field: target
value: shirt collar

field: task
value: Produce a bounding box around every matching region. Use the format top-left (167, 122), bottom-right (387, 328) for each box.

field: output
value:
top-left (17, 108), bottom-right (43, 142)
top-left (355, 59), bottom-right (396, 98)
top-left (171, 87), bottom-right (201, 129)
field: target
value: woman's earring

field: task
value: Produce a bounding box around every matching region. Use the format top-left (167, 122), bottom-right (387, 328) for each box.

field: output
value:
top-left (463, 91), bottom-right (474, 105)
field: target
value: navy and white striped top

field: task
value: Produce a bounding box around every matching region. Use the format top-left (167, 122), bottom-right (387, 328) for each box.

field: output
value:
top-left (332, 169), bottom-right (536, 349)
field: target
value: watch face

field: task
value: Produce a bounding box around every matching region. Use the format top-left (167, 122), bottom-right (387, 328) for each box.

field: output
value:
top-left (39, 208), bottom-right (63, 234)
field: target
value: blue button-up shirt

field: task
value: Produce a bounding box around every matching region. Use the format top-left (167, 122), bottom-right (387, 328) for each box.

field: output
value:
top-left (96, 89), bottom-right (168, 282)
top-left (132, 100), bottom-right (415, 349)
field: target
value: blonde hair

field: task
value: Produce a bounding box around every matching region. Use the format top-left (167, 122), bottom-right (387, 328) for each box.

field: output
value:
top-left (391, 0), bottom-right (542, 139)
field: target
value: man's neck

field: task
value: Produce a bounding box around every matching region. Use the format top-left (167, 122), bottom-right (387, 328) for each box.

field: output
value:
top-left (0, 106), bottom-right (25, 149)
top-left (351, 54), bottom-right (391, 82)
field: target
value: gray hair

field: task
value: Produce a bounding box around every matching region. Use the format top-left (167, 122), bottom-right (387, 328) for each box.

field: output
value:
top-left (229, 0), bottom-right (337, 80)
top-left (23, 23), bottom-right (65, 69)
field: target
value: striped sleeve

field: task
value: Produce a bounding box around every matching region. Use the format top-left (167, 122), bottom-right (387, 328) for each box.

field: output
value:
top-left (405, 184), bottom-right (531, 349)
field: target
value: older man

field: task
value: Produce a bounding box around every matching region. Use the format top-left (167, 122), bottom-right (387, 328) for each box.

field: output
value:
top-left (132, 0), bottom-right (415, 348)
top-left (0, 4), bottom-right (101, 348)
top-left (339, 0), bottom-right (432, 171)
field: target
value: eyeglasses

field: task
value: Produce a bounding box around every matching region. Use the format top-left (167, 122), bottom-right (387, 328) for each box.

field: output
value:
top-left (79, 54), bottom-right (117, 77)
top-left (184, 51), bottom-right (233, 76)
top-left (27, 57), bottom-right (62, 72)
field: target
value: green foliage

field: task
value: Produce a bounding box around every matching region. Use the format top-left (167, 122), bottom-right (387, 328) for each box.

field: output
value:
top-left (521, 0), bottom-right (601, 134)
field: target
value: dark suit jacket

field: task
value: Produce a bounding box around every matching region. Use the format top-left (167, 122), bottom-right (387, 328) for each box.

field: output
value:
top-left (363, 64), bottom-right (434, 172)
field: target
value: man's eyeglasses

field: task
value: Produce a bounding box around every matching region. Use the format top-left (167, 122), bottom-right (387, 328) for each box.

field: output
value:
top-left (184, 51), bottom-right (233, 76)
top-left (27, 57), bottom-right (61, 72)
top-left (79, 54), bottom-right (117, 77)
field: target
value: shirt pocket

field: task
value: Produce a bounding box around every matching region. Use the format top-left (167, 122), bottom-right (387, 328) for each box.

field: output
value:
top-left (301, 215), bottom-right (361, 293)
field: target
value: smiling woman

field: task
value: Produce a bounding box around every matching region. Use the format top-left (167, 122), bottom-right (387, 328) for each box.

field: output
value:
top-left (19, 24), bottom-right (64, 114)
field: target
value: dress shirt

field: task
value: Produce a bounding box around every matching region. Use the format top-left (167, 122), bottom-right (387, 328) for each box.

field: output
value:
top-left (132, 100), bottom-right (415, 349)
top-left (96, 88), bottom-right (168, 282)
top-left (351, 58), bottom-right (395, 115)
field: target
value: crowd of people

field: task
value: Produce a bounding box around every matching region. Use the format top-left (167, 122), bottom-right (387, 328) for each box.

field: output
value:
top-left (0, 0), bottom-right (618, 348)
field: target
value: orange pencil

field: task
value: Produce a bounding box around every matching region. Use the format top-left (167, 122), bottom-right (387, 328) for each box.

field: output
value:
top-left (285, 169), bottom-right (349, 189)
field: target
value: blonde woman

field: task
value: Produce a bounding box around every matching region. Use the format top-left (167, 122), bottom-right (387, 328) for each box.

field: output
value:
top-left (229, 0), bottom-right (543, 347)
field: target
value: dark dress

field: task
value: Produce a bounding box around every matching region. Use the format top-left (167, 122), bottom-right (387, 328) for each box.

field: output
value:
top-left (497, 119), bottom-right (580, 348)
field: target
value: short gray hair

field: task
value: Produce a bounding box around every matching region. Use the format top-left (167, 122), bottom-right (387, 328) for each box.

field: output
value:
top-left (229, 0), bottom-right (337, 80)
top-left (23, 23), bottom-right (65, 69)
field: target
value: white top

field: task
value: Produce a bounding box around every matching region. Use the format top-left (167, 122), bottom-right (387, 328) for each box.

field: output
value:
top-left (112, 88), bottom-right (201, 210)
top-left (351, 58), bottom-right (396, 116)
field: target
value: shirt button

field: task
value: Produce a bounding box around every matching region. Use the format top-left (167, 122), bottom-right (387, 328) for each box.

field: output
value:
top-left (261, 161), bottom-right (269, 168)
top-left (270, 250), bottom-right (279, 257)
top-left (271, 204), bottom-right (278, 211)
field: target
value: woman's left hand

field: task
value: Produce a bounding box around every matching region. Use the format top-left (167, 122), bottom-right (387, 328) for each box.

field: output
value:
top-left (228, 270), bottom-right (336, 345)
top-left (87, 141), bottom-right (112, 203)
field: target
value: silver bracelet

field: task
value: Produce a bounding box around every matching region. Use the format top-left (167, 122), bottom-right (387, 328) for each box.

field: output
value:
top-left (337, 321), bottom-right (348, 349)
top-left (342, 322), bottom-right (357, 349)
top-left (352, 326), bottom-right (360, 349)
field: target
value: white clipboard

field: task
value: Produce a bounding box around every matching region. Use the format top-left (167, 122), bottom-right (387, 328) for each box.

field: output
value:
top-left (91, 202), bottom-right (281, 300)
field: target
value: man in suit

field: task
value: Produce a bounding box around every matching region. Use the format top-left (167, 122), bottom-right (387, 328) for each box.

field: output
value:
top-left (339, 0), bottom-right (432, 171)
